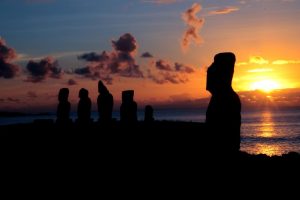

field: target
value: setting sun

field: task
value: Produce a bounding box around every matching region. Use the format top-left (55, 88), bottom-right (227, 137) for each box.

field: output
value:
top-left (251, 80), bottom-right (280, 93)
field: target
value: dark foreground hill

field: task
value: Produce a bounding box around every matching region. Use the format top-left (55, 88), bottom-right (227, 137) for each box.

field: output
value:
top-left (1, 120), bottom-right (299, 192)
top-left (0, 120), bottom-right (299, 164)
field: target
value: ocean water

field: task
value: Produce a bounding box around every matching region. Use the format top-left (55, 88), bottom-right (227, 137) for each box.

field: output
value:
top-left (240, 110), bottom-right (300, 156)
top-left (1, 109), bottom-right (300, 156)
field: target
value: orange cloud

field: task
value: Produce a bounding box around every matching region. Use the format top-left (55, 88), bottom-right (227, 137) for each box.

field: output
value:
top-left (247, 68), bottom-right (273, 73)
top-left (237, 56), bottom-right (269, 66)
top-left (209, 7), bottom-right (239, 15)
top-left (236, 62), bottom-right (248, 66)
top-left (249, 56), bottom-right (269, 65)
top-left (272, 60), bottom-right (300, 65)
top-left (237, 57), bottom-right (300, 66)
top-left (181, 3), bottom-right (205, 52)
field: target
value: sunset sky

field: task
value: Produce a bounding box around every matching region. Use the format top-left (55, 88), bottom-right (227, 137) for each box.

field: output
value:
top-left (1, 0), bottom-right (300, 112)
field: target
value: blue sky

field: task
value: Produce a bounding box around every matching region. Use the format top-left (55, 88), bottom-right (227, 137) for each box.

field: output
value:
top-left (1, 0), bottom-right (299, 61)
top-left (0, 0), bottom-right (248, 56)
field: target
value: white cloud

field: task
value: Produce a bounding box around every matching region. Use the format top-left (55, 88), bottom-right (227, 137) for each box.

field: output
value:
top-left (181, 3), bottom-right (205, 52)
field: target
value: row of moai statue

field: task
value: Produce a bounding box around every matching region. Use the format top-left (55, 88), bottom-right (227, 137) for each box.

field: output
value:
top-left (56, 81), bottom-right (154, 125)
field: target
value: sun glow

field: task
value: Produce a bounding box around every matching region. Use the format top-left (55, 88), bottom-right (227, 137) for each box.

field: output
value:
top-left (250, 80), bottom-right (280, 93)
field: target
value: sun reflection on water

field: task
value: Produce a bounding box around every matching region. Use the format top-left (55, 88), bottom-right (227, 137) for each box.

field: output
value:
top-left (245, 111), bottom-right (284, 156)
top-left (259, 112), bottom-right (275, 138)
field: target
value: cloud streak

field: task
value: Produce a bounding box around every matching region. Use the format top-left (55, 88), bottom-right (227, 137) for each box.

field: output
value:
top-left (237, 57), bottom-right (300, 66)
top-left (247, 68), bottom-right (273, 73)
top-left (239, 0), bottom-right (295, 3)
top-left (142, 0), bottom-right (182, 4)
top-left (16, 51), bottom-right (86, 62)
top-left (7, 97), bottom-right (20, 103)
top-left (237, 56), bottom-right (269, 66)
top-left (181, 3), bottom-right (205, 52)
top-left (209, 7), bottom-right (239, 15)
top-left (272, 60), bottom-right (300, 65)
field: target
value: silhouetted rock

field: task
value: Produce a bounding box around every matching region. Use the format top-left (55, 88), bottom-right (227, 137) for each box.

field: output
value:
top-left (76, 88), bottom-right (92, 125)
top-left (97, 80), bottom-right (114, 123)
top-left (206, 52), bottom-right (241, 154)
top-left (120, 90), bottom-right (137, 123)
top-left (56, 88), bottom-right (72, 125)
top-left (144, 105), bottom-right (154, 122)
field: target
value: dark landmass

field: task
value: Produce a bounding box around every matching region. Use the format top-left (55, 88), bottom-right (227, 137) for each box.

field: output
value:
top-left (0, 111), bottom-right (52, 117)
top-left (1, 120), bottom-right (299, 164)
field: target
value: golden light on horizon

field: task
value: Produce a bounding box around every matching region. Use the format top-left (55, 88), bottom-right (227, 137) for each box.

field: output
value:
top-left (250, 80), bottom-right (281, 93)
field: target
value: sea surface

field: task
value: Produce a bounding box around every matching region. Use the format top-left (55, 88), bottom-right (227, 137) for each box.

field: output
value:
top-left (1, 109), bottom-right (300, 156)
